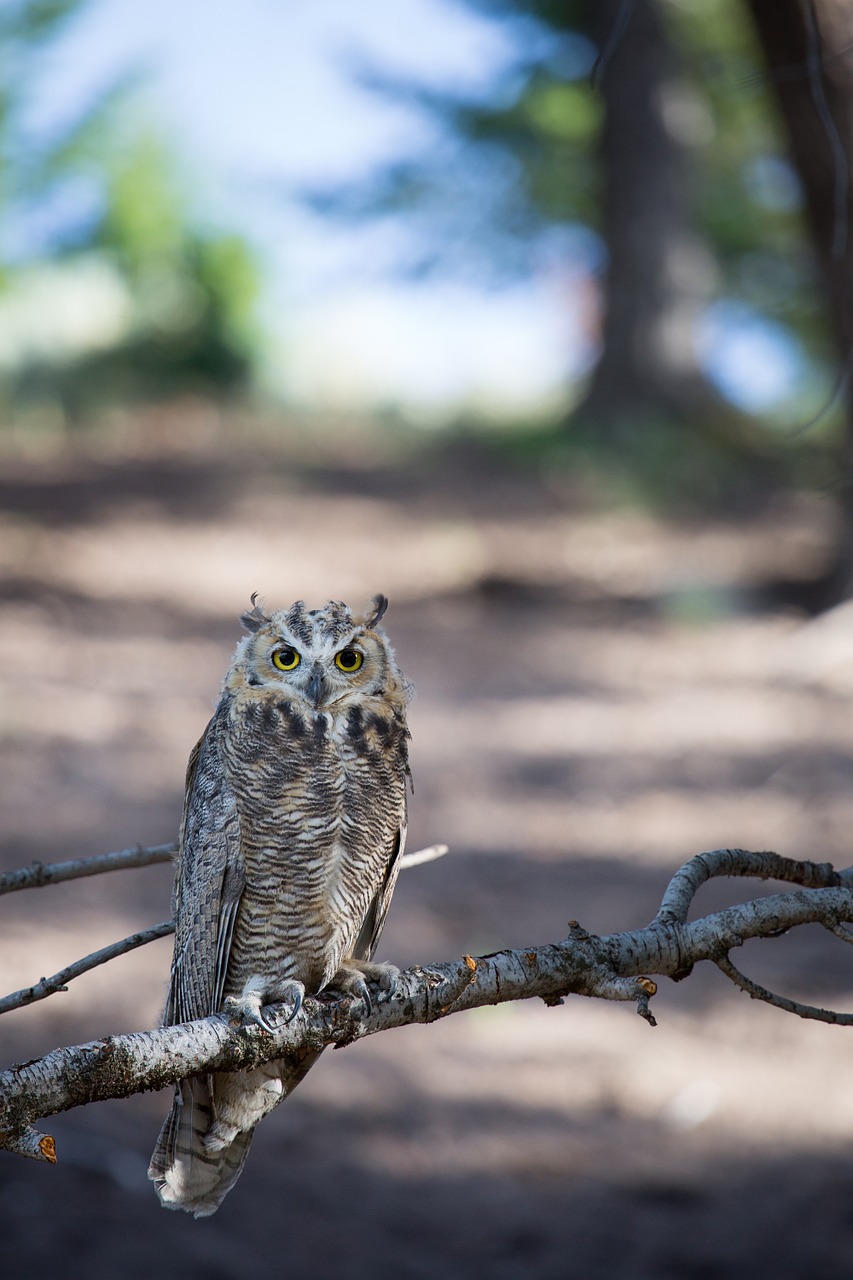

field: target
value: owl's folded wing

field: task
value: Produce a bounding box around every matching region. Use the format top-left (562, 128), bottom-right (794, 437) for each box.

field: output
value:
top-left (352, 819), bottom-right (407, 963)
top-left (164, 706), bottom-right (245, 1026)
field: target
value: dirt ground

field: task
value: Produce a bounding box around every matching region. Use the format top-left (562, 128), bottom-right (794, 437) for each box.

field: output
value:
top-left (3, 416), bottom-right (853, 1279)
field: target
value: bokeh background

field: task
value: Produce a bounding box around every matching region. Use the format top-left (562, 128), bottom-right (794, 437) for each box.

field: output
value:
top-left (4, 1), bottom-right (853, 1277)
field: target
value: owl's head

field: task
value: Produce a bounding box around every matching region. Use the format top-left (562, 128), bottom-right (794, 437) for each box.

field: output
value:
top-left (227, 594), bottom-right (410, 710)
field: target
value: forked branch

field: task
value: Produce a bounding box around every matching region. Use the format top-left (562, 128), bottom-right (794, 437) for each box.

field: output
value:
top-left (2, 846), bottom-right (853, 1166)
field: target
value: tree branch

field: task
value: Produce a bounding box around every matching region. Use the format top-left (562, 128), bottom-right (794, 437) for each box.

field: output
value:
top-left (714, 953), bottom-right (853, 1025)
top-left (0, 841), bottom-right (448, 896)
top-left (0, 922), bottom-right (175, 1017)
top-left (3, 848), bottom-right (853, 1165)
top-left (655, 847), bottom-right (843, 924)
top-left (0, 843), bottom-right (178, 896)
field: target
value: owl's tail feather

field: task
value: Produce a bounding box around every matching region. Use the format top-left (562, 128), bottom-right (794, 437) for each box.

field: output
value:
top-left (148, 1078), bottom-right (254, 1218)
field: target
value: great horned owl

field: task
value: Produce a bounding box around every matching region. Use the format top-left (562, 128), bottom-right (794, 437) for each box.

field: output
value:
top-left (149, 595), bottom-right (411, 1216)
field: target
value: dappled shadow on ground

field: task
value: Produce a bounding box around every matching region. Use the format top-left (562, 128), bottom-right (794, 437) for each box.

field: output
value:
top-left (3, 1094), bottom-right (853, 1280)
top-left (2, 423), bottom-right (853, 1276)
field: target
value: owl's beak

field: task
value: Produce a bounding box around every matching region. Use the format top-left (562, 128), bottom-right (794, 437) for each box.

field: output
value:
top-left (307, 662), bottom-right (326, 707)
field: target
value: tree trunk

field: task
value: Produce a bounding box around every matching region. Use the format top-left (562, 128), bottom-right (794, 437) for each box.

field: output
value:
top-left (747, 0), bottom-right (853, 607)
top-left (575, 0), bottom-right (714, 439)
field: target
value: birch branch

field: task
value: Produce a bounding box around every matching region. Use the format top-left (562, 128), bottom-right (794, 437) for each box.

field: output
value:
top-left (713, 954), bottom-right (853, 1025)
top-left (0, 843), bottom-right (177, 895)
top-left (3, 848), bottom-right (853, 1163)
top-left (0, 923), bottom-right (175, 1016)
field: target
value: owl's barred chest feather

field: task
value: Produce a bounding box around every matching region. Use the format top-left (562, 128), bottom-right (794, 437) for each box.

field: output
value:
top-left (219, 687), bottom-right (408, 993)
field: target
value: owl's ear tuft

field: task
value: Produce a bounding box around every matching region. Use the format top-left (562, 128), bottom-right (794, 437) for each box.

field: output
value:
top-left (240, 592), bottom-right (270, 633)
top-left (365, 594), bottom-right (389, 627)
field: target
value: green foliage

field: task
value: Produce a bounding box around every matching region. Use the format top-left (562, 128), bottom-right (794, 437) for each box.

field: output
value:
top-left (373, 0), bottom-right (806, 278)
top-left (332, 11), bottom-right (601, 276)
top-left (0, 0), bottom-right (263, 417)
top-left (99, 132), bottom-right (188, 273)
top-left (92, 127), bottom-right (261, 356)
top-left (523, 78), bottom-right (601, 143)
top-left (672, 8), bottom-right (804, 248)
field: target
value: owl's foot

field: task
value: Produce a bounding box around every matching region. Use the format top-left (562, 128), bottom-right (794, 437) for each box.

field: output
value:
top-left (223, 980), bottom-right (304, 1033)
top-left (274, 980), bottom-right (305, 1026)
top-left (224, 991), bottom-right (274, 1033)
top-left (329, 960), bottom-right (400, 1017)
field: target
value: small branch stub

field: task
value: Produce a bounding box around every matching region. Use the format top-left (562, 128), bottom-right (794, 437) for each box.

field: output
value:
top-left (635, 977), bottom-right (658, 1028)
top-left (5, 1128), bottom-right (56, 1163)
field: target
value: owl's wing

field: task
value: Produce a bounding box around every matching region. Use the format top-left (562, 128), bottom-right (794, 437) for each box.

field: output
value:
top-left (165, 706), bottom-right (245, 1026)
top-left (352, 819), bottom-right (407, 963)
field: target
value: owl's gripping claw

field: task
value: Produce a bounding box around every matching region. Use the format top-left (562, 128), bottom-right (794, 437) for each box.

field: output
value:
top-left (224, 991), bottom-right (274, 1033)
top-left (370, 961), bottom-right (401, 1001)
top-left (330, 960), bottom-right (400, 1016)
top-left (276, 980), bottom-right (305, 1025)
top-left (224, 979), bottom-right (304, 1033)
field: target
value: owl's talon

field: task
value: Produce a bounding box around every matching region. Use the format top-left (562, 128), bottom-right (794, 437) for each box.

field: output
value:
top-left (328, 960), bottom-right (402, 1015)
top-left (223, 994), bottom-right (274, 1034)
top-left (281, 983), bottom-right (304, 1024)
top-left (345, 976), bottom-right (372, 1016)
top-left (359, 982), bottom-right (373, 1017)
top-left (379, 969), bottom-right (399, 1001)
top-left (367, 961), bottom-right (401, 1002)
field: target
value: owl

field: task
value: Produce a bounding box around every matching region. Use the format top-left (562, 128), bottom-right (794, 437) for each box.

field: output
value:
top-left (148, 594), bottom-right (412, 1216)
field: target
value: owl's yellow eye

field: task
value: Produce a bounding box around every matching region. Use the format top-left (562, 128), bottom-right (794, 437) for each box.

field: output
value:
top-left (335, 648), bottom-right (363, 672)
top-left (272, 646), bottom-right (300, 672)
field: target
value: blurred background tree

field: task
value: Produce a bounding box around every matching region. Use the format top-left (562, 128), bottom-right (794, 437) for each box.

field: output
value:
top-left (311, 0), bottom-right (840, 506)
top-left (0, 0), bottom-right (261, 423)
top-left (1, 0), bottom-right (852, 598)
top-left (746, 0), bottom-right (853, 604)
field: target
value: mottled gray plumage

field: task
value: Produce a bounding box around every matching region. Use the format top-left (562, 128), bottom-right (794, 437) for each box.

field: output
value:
top-left (149, 595), bottom-right (411, 1216)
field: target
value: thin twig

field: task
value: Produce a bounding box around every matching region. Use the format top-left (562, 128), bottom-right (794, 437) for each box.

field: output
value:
top-left (0, 923), bottom-right (175, 1016)
top-left (399, 843), bottom-right (448, 870)
top-left (824, 922), bottom-right (853, 946)
top-left (0, 841), bottom-right (447, 897)
top-left (0, 844), bottom-right (177, 896)
top-left (714, 953), bottom-right (853, 1025)
top-left (590, 0), bottom-right (638, 88)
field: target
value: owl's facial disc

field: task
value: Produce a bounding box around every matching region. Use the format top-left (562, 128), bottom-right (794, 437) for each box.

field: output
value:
top-left (250, 616), bottom-right (382, 710)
